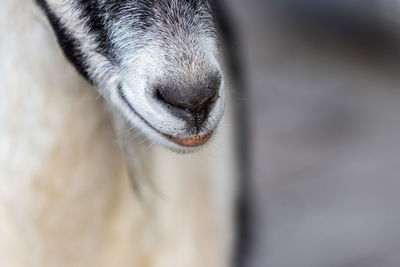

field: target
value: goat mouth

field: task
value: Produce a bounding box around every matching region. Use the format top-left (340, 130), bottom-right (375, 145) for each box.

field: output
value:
top-left (166, 132), bottom-right (213, 147)
top-left (118, 85), bottom-right (213, 148)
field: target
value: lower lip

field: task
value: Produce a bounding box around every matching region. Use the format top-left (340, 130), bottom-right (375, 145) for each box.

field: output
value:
top-left (167, 132), bottom-right (213, 147)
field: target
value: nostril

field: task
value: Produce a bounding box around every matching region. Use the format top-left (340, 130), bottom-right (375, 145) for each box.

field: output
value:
top-left (155, 87), bottom-right (219, 112)
top-left (194, 108), bottom-right (207, 126)
top-left (155, 88), bottom-right (170, 107)
top-left (155, 88), bottom-right (213, 130)
top-left (156, 88), bottom-right (194, 121)
top-left (154, 72), bottom-right (221, 128)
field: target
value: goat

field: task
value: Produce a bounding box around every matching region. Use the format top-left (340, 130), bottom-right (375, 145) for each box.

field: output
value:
top-left (0, 0), bottom-right (243, 266)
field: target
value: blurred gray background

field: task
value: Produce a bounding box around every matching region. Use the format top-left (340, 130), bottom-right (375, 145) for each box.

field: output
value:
top-left (226, 1), bottom-right (400, 266)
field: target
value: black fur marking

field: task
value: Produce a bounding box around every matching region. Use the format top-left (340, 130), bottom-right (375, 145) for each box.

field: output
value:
top-left (75, 0), bottom-right (118, 64)
top-left (36, 0), bottom-right (217, 83)
top-left (35, 0), bottom-right (92, 82)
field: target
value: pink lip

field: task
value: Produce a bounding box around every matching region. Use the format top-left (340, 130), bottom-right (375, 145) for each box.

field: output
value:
top-left (168, 132), bottom-right (213, 147)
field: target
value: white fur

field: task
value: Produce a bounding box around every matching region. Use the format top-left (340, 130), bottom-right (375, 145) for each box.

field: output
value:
top-left (43, 0), bottom-right (226, 152)
top-left (0, 1), bottom-right (237, 266)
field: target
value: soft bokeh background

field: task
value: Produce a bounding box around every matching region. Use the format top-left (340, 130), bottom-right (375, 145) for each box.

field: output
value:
top-left (226, 1), bottom-right (400, 266)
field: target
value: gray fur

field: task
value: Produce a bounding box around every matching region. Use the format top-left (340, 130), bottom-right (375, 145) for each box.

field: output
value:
top-left (36, 0), bottom-right (225, 152)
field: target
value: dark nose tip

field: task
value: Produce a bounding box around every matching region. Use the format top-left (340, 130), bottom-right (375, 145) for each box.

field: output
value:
top-left (155, 73), bottom-right (221, 129)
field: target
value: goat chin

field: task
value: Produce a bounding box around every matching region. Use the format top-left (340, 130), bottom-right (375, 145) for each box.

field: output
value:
top-left (0, 0), bottom-right (237, 267)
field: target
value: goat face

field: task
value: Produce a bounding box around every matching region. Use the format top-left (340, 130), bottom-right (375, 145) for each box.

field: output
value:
top-left (36, 0), bottom-right (225, 152)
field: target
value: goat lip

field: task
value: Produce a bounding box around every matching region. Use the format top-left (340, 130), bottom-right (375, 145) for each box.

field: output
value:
top-left (166, 132), bottom-right (213, 147)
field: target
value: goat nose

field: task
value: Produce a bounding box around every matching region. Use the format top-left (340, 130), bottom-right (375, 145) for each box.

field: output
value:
top-left (155, 73), bottom-right (221, 127)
